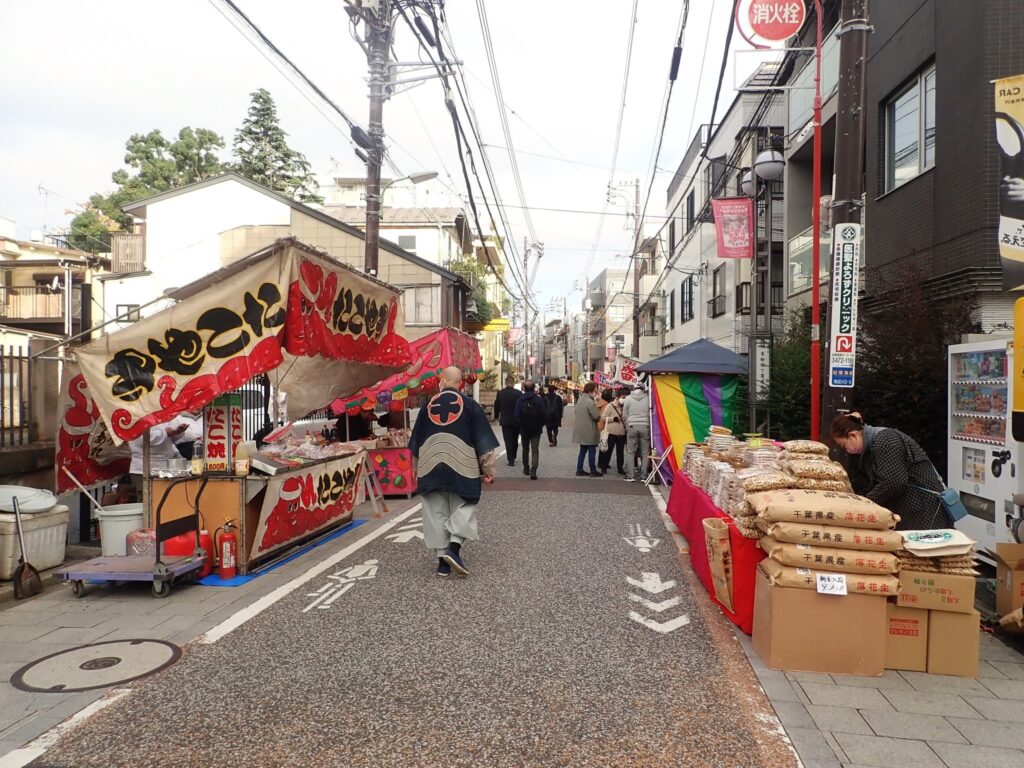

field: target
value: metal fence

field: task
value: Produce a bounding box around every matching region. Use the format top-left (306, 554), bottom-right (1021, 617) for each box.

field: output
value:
top-left (0, 346), bottom-right (31, 447)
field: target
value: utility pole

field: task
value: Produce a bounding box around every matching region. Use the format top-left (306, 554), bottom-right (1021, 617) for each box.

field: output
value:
top-left (362, 1), bottom-right (391, 277)
top-left (523, 237), bottom-right (530, 378)
top-left (821, 0), bottom-right (870, 440)
top-left (632, 177), bottom-right (642, 358)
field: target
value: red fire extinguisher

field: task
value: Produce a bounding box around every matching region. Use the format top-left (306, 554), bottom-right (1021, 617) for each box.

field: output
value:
top-left (217, 521), bottom-right (238, 581)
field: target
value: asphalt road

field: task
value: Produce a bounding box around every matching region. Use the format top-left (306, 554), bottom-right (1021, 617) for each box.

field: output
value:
top-left (29, 409), bottom-right (795, 768)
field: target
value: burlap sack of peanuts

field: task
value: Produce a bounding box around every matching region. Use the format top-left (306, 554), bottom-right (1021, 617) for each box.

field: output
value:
top-left (757, 519), bottom-right (902, 552)
top-left (759, 535), bottom-right (899, 575)
top-left (782, 439), bottom-right (829, 455)
top-left (747, 489), bottom-right (898, 530)
top-left (783, 459), bottom-right (849, 482)
top-left (759, 559), bottom-right (900, 596)
top-left (794, 477), bottom-right (852, 492)
top-left (741, 471), bottom-right (797, 493)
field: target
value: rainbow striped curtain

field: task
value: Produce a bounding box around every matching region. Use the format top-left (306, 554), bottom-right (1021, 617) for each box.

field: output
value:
top-left (651, 373), bottom-right (738, 481)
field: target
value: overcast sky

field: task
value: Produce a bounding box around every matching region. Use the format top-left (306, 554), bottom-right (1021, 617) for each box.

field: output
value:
top-left (0, 0), bottom-right (765, 314)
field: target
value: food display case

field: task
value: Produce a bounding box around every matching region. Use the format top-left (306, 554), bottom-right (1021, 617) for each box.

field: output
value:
top-left (947, 339), bottom-right (1024, 562)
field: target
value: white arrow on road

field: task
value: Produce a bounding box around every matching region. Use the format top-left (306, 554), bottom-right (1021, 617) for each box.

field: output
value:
top-left (385, 529), bottom-right (424, 543)
top-left (628, 611), bottom-right (690, 634)
top-left (626, 572), bottom-right (677, 595)
top-left (628, 593), bottom-right (682, 613)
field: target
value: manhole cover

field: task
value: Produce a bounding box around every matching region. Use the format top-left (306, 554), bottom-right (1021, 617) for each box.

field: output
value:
top-left (10, 640), bottom-right (181, 693)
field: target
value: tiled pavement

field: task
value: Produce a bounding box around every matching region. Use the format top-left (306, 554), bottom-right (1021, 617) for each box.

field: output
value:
top-left (732, 609), bottom-right (1024, 767)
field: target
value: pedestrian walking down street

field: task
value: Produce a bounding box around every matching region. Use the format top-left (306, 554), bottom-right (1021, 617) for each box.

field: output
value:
top-left (543, 385), bottom-right (565, 446)
top-left (493, 375), bottom-right (521, 466)
top-left (573, 382), bottom-right (602, 477)
top-left (409, 367), bottom-right (499, 577)
top-left (598, 388), bottom-right (627, 475)
top-left (514, 380), bottom-right (548, 480)
top-left (831, 412), bottom-right (951, 531)
top-left (623, 383), bottom-right (651, 482)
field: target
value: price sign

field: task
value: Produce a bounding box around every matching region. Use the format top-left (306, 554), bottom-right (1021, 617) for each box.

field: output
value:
top-left (816, 573), bottom-right (848, 596)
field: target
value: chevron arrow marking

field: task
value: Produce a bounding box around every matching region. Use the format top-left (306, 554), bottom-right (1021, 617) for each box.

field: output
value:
top-left (628, 611), bottom-right (690, 634)
top-left (626, 572), bottom-right (676, 595)
top-left (385, 530), bottom-right (424, 543)
top-left (628, 594), bottom-right (682, 613)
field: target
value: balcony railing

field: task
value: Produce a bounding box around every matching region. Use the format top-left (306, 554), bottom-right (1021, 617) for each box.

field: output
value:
top-left (111, 232), bottom-right (146, 273)
top-left (707, 295), bottom-right (726, 318)
top-left (0, 286), bottom-right (82, 321)
top-left (737, 282), bottom-right (785, 314)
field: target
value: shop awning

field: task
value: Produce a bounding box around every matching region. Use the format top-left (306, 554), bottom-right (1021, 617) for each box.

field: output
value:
top-left (331, 327), bottom-right (483, 414)
top-left (56, 238), bottom-right (414, 492)
top-left (637, 338), bottom-right (746, 375)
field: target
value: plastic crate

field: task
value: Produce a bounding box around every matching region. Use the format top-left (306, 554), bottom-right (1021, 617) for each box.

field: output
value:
top-left (0, 505), bottom-right (69, 580)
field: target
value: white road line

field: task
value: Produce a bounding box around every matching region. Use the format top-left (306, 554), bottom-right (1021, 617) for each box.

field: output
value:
top-left (647, 484), bottom-right (667, 513)
top-left (199, 503), bottom-right (422, 644)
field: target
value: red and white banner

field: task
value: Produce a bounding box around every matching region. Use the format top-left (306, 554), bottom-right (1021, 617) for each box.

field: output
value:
top-left (711, 198), bottom-right (755, 259)
top-left (55, 361), bottom-right (130, 494)
top-left (614, 355), bottom-right (640, 386)
top-left (75, 243), bottom-right (410, 444)
top-left (251, 452), bottom-right (363, 561)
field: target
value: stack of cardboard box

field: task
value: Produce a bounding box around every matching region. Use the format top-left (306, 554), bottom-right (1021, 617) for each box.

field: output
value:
top-left (750, 490), bottom-right (902, 676)
top-left (886, 539), bottom-right (982, 677)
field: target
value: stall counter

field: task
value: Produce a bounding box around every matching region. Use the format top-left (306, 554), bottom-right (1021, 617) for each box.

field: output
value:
top-left (151, 450), bottom-right (365, 575)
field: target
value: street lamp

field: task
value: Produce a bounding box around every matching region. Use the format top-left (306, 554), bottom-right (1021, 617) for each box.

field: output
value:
top-left (744, 145), bottom-right (785, 435)
top-left (365, 171), bottom-right (438, 274)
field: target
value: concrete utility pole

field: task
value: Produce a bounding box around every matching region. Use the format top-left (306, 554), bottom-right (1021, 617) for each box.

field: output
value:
top-left (362, 2), bottom-right (391, 277)
top-left (523, 237), bottom-right (530, 377)
top-left (632, 177), bottom-right (641, 359)
top-left (821, 0), bottom-right (871, 440)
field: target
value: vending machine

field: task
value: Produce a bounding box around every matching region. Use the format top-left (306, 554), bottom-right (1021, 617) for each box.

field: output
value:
top-left (948, 338), bottom-right (1024, 564)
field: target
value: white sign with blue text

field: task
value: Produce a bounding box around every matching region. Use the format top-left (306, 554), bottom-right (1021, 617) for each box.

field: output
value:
top-left (828, 224), bottom-right (861, 388)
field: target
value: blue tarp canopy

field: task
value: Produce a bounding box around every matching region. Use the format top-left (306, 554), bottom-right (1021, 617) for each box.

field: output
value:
top-left (636, 338), bottom-right (746, 375)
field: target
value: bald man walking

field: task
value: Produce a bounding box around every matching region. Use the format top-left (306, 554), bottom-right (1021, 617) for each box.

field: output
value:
top-left (409, 366), bottom-right (499, 576)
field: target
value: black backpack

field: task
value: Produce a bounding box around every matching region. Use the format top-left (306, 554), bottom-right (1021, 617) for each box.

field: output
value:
top-left (519, 396), bottom-right (545, 432)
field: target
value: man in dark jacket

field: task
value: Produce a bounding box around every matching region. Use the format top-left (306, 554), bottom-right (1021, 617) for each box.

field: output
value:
top-left (493, 376), bottom-right (521, 466)
top-left (409, 367), bottom-right (499, 576)
top-left (543, 386), bottom-right (565, 447)
top-left (514, 380), bottom-right (548, 480)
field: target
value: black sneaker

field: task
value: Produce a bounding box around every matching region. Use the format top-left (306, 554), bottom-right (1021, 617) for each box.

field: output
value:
top-left (575, 470), bottom-right (588, 477)
top-left (436, 559), bottom-right (451, 577)
top-left (507, 460), bottom-right (514, 467)
top-left (523, 466), bottom-right (530, 475)
top-left (589, 471), bottom-right (603, 478)
top-left (442, 548), bottom-right (469, 576)
top-left (530, 472), bottom-right (537, 480)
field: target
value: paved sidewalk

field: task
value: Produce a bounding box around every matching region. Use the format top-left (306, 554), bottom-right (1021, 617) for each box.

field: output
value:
top-left (650, 485), bottom-right (1024, 768)
top-left (0, 498), bottom-right (416, 759)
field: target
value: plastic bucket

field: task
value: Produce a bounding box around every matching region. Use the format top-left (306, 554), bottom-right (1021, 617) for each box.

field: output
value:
top-left (95, 503), bottom-right (144, 557)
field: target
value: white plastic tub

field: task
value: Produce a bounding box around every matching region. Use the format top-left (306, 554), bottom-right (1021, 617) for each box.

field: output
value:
top-left (95, 503), bottom-right (144, 557)
top-left (0, 504), bottom-right (69, 579)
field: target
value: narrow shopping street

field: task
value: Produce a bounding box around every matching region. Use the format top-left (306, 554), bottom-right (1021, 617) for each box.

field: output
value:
top-left (16, 415), bottom-right (794, 768)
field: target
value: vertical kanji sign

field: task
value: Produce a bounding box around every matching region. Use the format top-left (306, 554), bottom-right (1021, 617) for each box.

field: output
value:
top-left (827, 224), bottom-right (861, 389)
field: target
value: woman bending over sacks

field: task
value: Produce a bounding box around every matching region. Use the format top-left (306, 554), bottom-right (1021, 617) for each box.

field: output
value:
top-left (831, 412), bottom-right (951, 531)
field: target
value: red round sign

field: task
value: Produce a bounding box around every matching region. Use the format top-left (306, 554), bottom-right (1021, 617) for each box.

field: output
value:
top-left (747, 0), bottom-right (806, 42)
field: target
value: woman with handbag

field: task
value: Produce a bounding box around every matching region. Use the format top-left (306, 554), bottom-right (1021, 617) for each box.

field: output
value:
top-left (831, 413), bottom-right (953, 530)
top-left (597, 388), bottom-right (626, 475)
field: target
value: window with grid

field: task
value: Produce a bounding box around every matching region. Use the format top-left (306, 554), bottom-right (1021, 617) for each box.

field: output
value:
top-left (885, 65), bottom-right (935, 191)
top-left (401, 285), bottom-right (440, 324)
top-left (116, 304), bottom-right (140, 322)
top-left (681, 276), bottom-right (694, 322)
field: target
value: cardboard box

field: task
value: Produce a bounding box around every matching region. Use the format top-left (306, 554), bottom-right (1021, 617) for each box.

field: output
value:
top-left (896, 571), bottom-right (976, 614)
top-left (752, 569), bottom-right (886, 676)
top-left (885, 603), bottom-right (928, 672)
top-left (995, 544), bottom-right (1024, 619)
top-left (927, 609), bottom-right (980, 677)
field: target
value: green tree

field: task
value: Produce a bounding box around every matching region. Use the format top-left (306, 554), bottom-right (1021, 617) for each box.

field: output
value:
top-left (763, 310), bottom-right (820, 441)
top-left (450, 255), bottom-right (496, 322)
top-left (855, 265), bottom-right (977, 472)
top-left (68, 127), bottom-right (227, 251)
top-left (232, 88), bottom-right (322, 203)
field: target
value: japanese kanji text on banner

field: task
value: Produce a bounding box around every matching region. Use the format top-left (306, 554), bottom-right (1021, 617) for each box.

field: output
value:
top-left (711, 198), bottom-right (755, 259)
top-left (828, 224), bottom-right (861, 389)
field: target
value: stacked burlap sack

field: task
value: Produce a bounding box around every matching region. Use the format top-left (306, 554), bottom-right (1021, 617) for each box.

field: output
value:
top-left (749, 488), bottom-right (902, 595)
top-left (778, 439), bottom-right (853, 493)
top-left (897, 529), bottom-right (979, 576)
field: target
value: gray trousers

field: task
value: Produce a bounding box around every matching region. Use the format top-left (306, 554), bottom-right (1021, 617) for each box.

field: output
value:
top-left (625, 424), bottom-right (651, 480)
top-left (420, 491), bottom-right (479, 556)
